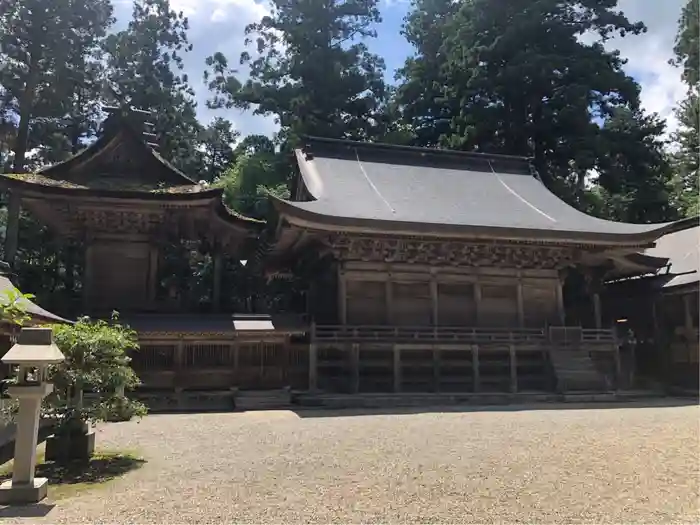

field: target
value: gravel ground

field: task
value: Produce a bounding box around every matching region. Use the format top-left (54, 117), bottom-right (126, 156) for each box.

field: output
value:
top-left (1, 400), bottom-right (698, 524)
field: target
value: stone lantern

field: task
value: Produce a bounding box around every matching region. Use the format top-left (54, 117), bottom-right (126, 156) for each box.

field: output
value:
top-left (0, 327), bottom-right (64, 504)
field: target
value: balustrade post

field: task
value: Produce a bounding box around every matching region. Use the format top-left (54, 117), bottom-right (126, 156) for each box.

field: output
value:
top-left (308, 321), bottom-right (318, 391)
top-left (393, 345), bottom-right (402, 393)
top-left (351, 343), bottom-right (360, 393)
top-left (433, 346), bottom-right (441, 393)
top-left (509, 340), bottom-right (517, 393)
top-left (472, 345), bottom-right (480, 392)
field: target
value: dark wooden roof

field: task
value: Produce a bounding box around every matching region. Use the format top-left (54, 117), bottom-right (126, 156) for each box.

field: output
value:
top-left (273, 136), bottom-right (682, 245)
top-left (0, 108), bottom-right (263, 229)
top-left (37, 108), bottom-right (195, 189)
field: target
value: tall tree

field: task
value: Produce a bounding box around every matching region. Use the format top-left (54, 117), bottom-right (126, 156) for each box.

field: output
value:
top-left (396, 0), bottom-right (459, 147)
top-left (397, 0), bottom-right (649, 205)
top-left (208, 0), bottom-right (387, 144)
top-left (196, 117), bottom-right (239, 182)
top-left (594, 107), bottom-right (678, 223)
top-left (0, 0), bottom-right (114, 172)
top-left (103, 0), bottom-right (202, 177)
top-left (670, 0), bottom-right (699, 217)
top-left (673, 0), bottom-right (699, 87)
top-left (671, 94), bottom-right (699, 217)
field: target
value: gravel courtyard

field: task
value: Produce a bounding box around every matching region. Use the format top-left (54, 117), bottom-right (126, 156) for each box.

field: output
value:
top-left (2, 401), bottom-right (699, 524)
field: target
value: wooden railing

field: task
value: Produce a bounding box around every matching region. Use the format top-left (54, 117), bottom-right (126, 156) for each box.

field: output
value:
top-left (313, 325), bottom-right (617, 344)
top-left (313, 325), bottom-right (547, 343)
top-left (581, 329), bottom-right (617, 343)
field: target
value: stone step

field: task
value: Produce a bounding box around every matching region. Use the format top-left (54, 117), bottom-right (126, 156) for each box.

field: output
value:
top-left (234, 389), bottom-right (292, 411)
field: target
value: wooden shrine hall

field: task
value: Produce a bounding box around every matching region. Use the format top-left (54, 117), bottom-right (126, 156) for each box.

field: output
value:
top-left (0, 108), bottom-right (307, 409)
top-left (259, 137), bottom-right (689, 396)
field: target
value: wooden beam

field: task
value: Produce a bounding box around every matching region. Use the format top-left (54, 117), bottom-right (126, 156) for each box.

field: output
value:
top-left (393, 344), bottom-right (401, 393)
top-left (4, 191), bottom-right (20, 267)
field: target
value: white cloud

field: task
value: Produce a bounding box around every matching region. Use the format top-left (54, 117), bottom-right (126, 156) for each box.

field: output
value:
top-left (113, 0), bottom-right (277, 137)
top-left (601, 0), bottom-right (687, 135)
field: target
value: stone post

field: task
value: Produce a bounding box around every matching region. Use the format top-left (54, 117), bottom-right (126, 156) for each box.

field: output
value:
top-left (0, 328), bottom-right (64, 505)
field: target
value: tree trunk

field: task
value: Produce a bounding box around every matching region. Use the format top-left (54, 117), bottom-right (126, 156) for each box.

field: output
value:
top-left (12, 63), bottom-right (39, 173)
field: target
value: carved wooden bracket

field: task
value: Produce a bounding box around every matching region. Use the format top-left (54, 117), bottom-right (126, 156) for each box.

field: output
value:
top-left (325, 233), bottom-right (578, 269)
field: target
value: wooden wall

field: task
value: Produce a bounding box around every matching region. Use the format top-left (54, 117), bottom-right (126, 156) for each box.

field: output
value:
top-left (335, 262), bottom-right (563, 328)
top-left (85, 240), bottom-right (156, 312)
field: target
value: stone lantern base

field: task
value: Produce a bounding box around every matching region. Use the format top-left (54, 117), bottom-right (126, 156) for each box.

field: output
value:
top-left (0, 477), bottom-right (48, 505)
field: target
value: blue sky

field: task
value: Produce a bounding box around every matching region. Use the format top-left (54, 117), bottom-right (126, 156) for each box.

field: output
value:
top-left (113, 0), bottom-right (688, 139)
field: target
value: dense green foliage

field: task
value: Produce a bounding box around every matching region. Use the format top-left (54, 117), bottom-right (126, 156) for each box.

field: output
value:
top-left (0, 0), bottom-right (696, 314)
top-left (47, 314), bottom-right (147, 431)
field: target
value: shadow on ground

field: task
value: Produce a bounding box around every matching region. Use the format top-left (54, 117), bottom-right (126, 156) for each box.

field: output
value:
top-left (290, 397), bottom-right (699, 418)
top-left (25, 453), bottom-right (147, 485)
top-left (0, 451), bottom-right (146, 510)
top-left (0, 502), bottom-right (55, 518)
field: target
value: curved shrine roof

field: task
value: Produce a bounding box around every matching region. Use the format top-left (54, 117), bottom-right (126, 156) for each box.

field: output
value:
top-left (644, 220), bottom-right (699, 289)
top-left (0, 108), bottom-right (262, 227)
top-left (275, 137), bottom-right (682, 245)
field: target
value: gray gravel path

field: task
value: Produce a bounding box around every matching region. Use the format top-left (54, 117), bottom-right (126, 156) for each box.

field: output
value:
top-left (1, 401), bottom-right (698, 524)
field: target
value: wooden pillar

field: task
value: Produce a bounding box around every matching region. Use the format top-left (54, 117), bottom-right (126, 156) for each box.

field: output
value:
top-left (4, 191), bottom-right (20, 267)
top-left (509, 343), bottom-right (517, 393)
top-left (593, 292), bottom-right (602, 329)
top-left (555, 280), bottom-right (565, 325)
top-left (351, 343), bottom-right (360, 393)
top-left (212, 251), bottom-right (223, 312)
top-left (393, 345), bottom-right (401, 393)
top-left (148, 246), bottom-right (159, 307)
top-left (614, 344), bottom-right (622, 391)
top-left (338, 266), bottom-right (347, 325)
top-left (386, 278), bottom-right (393, 324)
top-left (83, 242), bottom-right (94, 313)
top-left (175, 338), bottom-right (185, 372)
top-left (516, 279), bottom-right (525, 328)
top-left (683, 293), bottom-right (694, 333)
top-left (433, 346), bottom-right (441, 392)
top-left (682, 293), bottom-right (694, 365)
top-left (474, 281), bottom-right (483, 326)
top-left (472, 345), bottom-right (480, 392)
top-left (309, 322), bottom-right (318, 391)
top-left (430, 277), bottom-right (439, 326)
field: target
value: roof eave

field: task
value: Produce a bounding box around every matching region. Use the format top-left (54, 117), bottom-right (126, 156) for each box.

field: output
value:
top-left (272, 198), bottom-right (675, 247)
top-left (0, 175), bottom-right (225, 202)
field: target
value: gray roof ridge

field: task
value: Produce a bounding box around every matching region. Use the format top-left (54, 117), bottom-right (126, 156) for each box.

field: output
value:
top-left (300, 136), bottom-right (533, 174)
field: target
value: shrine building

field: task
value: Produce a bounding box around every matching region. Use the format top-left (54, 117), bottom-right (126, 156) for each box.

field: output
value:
top-left (1, 119), bottom-right (693, 408)
top-left (259, 137), bottom-right (688, 396)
